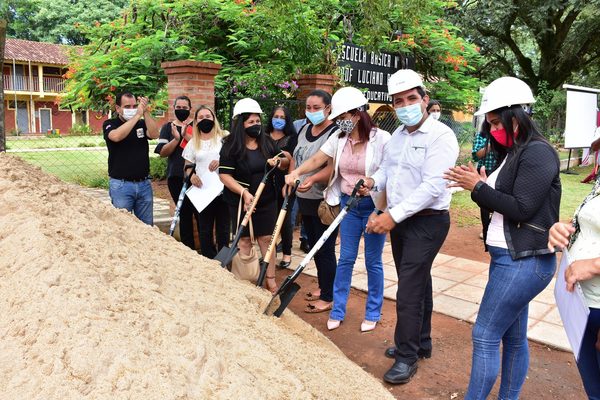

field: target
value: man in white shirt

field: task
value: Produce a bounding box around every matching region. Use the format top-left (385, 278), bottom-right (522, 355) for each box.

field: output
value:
top-left (363, 69), bottom-right (459, 384)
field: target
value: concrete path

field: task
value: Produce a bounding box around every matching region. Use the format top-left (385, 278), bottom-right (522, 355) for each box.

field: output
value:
top-left (77, 186), bottom-right (572, 354)
top-left (289, 239), bottom-right (571, 352)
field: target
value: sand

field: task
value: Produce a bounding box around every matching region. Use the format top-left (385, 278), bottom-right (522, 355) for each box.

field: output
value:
top-left (0, 154), bottom-right (394, 400)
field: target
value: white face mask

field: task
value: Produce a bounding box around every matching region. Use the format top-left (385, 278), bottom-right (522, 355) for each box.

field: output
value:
top-left (430, 111), bottom-right (441, 121)
top-left (122, 109), bottom-right (137, 121)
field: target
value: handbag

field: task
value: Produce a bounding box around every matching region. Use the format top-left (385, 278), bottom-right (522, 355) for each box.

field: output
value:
top-left (318, 140), bottom-right (340, 225)
top-left (231, 189), bottom-right (260, 283)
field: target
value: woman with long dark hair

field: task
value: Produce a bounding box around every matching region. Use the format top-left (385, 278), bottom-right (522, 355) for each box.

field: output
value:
top-left (182, 105), bottom-right (230, 258)
top-left (265, 105), bottom-right (297, 269)
top-left (286, 87), bottom-right (390, 330)
top-left (154, 95), bottom-right (196, 248)
top-left (444, 77), bottom-right (561, 399)
top-left (219, 98), bottom-right (288, 293)
top-left (283, 89), bottom-right (340, 313)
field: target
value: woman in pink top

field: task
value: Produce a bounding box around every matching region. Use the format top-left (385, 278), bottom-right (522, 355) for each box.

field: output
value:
top-left (286, 87), bottom-right (390, 332)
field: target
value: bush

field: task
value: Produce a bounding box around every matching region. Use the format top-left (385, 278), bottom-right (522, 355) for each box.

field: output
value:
top-left (69, 124), bottom-right (95, 136)
top-left (149, 156), bottom-right (167, 180)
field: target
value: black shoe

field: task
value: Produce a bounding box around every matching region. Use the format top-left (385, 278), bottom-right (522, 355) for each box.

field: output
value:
top-left (299, 239), bottom-right (310, 253)
top-left (277, 260), bottom-right (291, 269)
top-left (417, 348), bottom-right (432, 359)
top-left (383, 360), bottom-right (418, 384)
top-left (384, 347), bottom-right (431, 359)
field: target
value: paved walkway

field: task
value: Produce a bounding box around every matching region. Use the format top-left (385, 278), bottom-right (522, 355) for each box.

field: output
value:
top-left (289, 239), bottom-right (570, 352)
top-left (77, 186), bottom-right (571, 353)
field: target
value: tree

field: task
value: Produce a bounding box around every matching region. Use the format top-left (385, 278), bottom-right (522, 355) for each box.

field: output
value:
top-left (62, 0), bottom-right (482, 111)
top-left (0, 13), bottom-right (6, 152)
top-left (7, 0), bottom-right (128, 45)
top-left (454, 0), bottom-right (600, 92)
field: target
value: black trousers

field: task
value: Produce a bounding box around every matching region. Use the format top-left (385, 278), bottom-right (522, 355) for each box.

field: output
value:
top-left (302, 214), bottom-right (338, 302)
top-left (390, 213), bottom-right (450, 365)
top-left (197, 195), bottom-right (230, 259)
top-left (167, 176), bottom-right (196, 250)
top-left (275, 192), bottom-right (294, 256)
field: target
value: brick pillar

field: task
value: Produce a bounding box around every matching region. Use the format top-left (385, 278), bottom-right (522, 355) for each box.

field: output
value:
top-left (161, 60), bottom-right (221, 120)
top-left (295, 74), bottom-right (336, 118)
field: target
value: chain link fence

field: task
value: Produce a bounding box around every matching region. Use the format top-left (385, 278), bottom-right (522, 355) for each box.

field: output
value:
top-left (4, 97), bottom-right (477, 188)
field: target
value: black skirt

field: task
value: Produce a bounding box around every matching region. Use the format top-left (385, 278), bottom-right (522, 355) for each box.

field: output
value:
top-left (229, 201), bottom-right (277, 238)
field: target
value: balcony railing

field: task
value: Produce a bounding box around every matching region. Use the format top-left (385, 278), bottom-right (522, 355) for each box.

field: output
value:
top-left (43, 77), bottom-right (65, 93)
top-left (3, 75), bottom-right (65, 93)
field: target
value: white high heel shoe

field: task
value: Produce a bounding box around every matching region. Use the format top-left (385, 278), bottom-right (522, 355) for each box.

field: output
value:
top-left (327, 319), bottom-right (341, 331)
top-left (360, 320), bottom-right (377, 332)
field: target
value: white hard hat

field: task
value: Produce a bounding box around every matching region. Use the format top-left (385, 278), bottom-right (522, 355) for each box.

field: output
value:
top-left (232, 98), bottom-right (263, 118)
top-left (474, 77), bottom-right (535, 116)
top-left (328, 87), bottom-right (368, 120)
top-left (388, 69), bottom-right (425, 96)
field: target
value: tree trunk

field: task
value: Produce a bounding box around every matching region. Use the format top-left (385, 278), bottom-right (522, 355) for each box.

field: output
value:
top-left (0, 18), bottom-right (6, 152)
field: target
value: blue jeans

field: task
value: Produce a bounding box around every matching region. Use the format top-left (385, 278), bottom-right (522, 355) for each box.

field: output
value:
top-left (109, 178), bottom-right (153, 225)
top-left (578, 307), bottom-right (600, 399)
top-left (330, 195), bottom-right (385, 322)
top-left (465, 246), bottom-right (556, 400)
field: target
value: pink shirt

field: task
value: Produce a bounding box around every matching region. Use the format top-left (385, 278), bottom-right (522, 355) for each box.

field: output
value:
top-left (339, 137), bottom-right (366, 195)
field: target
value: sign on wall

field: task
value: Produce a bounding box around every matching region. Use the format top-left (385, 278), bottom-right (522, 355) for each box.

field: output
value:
top-left (338, 43), bottom-right (415, 103)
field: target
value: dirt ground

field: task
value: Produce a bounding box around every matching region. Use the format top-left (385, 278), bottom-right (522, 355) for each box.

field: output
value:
top-left (152, 180), bottom-right (587, 399)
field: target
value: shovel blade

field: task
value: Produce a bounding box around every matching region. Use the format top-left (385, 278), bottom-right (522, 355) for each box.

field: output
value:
top-left (264, 281), bottom-right (301, 317)
top-left (256, 259), bottom-right (268, 287)
top-left (214, 245), bottom-right (238, 270)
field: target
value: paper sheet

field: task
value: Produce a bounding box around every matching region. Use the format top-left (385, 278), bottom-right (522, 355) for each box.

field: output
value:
top-left (554, 249), bottom-right (590, 361)
top-left (185, 170), bottom-right (224, 214)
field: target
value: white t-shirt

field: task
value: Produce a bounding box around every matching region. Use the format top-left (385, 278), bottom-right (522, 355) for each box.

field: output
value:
top-left (182, 138), bottom-right (222, 176)
top-left (485, 158), bottom-right (508, 249)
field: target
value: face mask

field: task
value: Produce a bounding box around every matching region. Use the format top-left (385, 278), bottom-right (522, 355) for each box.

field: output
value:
top-left (122, 108), bottom-right (137, 121)
top-left (430, 111), bottom-right (441, 121)
top-left (245, 124), bottom-right (262, 139)
top-left (395, 103), bottom-right (423, 126)
top-left (272, 117), bottom-right (286, 130)
top-left (174, 109), bottom-right (190, 122)
top-left (490, 126), bottom-right (518, 148)
top-left (337, 117), bottom-right (356, 134)
top-left (197, 119), bottom-right (215, 134)
top-left (305, 110), bottom-right (326, 125)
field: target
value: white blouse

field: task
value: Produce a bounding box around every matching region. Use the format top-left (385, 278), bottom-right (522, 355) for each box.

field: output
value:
top-left (570, 194), bottom-right (600, 308)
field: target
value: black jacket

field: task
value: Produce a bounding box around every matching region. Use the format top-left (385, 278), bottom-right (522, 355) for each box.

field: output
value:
top-left (471, 140), bottom-right (561, 259)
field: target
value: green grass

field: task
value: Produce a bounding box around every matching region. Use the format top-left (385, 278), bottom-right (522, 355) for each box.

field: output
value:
top-left (450, 165), bottom-right (596, 227)
top-left (6, 135), bottom-right (158, 150)
top-left (13, 148), bottom-right (163, 189)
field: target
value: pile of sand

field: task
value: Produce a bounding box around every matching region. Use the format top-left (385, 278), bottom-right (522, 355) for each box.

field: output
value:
top-left (0, 154), bottom-right (394, 399)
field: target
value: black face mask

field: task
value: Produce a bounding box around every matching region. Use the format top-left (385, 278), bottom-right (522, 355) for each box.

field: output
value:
top-left (245, 124), bottom-right (262, 138)
top-left (174, 109), bottom-right (190, 122)
top-left (197, 119), bottom-right (215, 133)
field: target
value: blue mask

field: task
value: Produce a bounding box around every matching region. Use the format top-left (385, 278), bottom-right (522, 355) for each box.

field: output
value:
top-left (395, 103), bottom-right (423, 126)
top-left (272, 117), bottom-right (286, 130)
top-left (305, 110), bottom-right (326, 125)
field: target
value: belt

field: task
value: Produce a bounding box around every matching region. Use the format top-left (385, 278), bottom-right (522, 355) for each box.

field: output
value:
top-left (414, 208), bottom-right (448, 217)
top-left (112, 177), bottom-right (149, 183)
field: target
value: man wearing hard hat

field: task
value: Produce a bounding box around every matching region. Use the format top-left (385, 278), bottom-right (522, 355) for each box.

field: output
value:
top-left (363, 69), bottom-right (459, 384)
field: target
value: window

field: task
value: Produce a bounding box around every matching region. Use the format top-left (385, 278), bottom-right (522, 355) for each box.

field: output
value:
top-left (43, 66), bottom-right (62, 76)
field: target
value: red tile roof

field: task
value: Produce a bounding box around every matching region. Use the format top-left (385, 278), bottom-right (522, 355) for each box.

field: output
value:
top-left (4, 38), bottom-right (72, 65)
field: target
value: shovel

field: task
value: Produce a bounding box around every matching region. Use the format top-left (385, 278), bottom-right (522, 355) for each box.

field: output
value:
top-left (264, 179), bottom-right (364, 317)
top-left (169, 163), bottom-right (196, 236)
top-left (214, 159), bottom-right (281, 269)
top-left (256, 180), bottom-right (300, 287)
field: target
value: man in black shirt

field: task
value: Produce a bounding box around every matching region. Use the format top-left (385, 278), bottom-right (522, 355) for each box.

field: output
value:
top-left (103, 92), bottom-right (159, 225)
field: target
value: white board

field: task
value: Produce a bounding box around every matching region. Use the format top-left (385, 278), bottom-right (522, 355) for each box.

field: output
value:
top-left (563, 84), bottom-right (599, 149)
